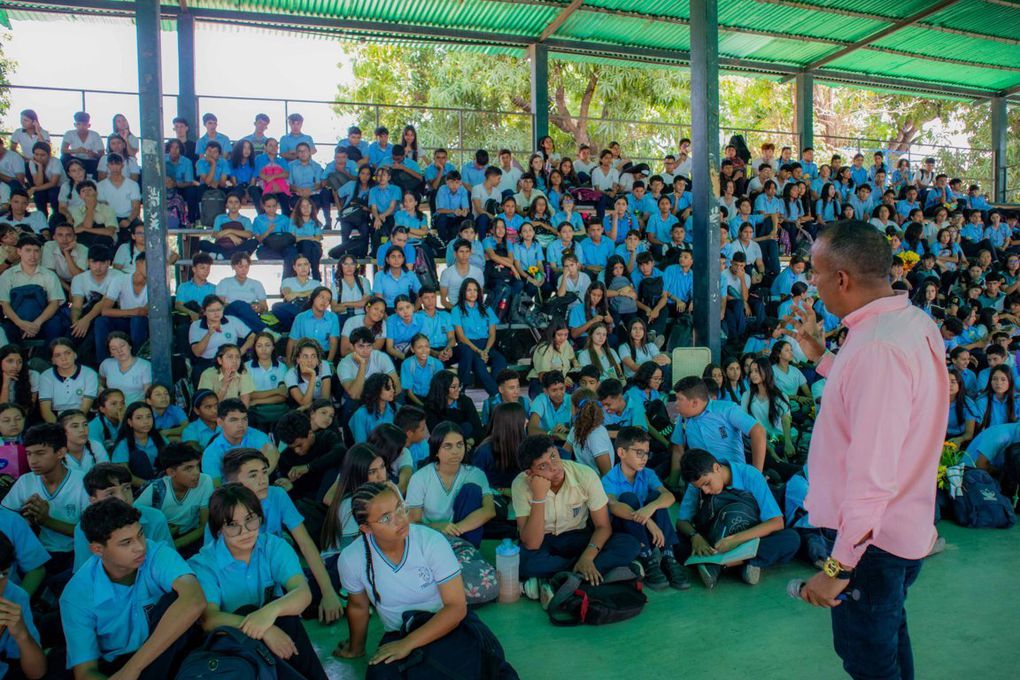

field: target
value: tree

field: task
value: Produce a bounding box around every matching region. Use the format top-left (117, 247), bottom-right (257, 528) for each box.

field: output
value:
top-left (0, 30), bottom-right (16, 123)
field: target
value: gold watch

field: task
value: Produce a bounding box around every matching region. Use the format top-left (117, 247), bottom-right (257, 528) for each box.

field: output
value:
top-left (822, 556), bottom-right (853, 580)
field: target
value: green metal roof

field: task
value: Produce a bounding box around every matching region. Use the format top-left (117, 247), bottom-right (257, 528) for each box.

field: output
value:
top-left (6, 0), bottom-right (1020, 100)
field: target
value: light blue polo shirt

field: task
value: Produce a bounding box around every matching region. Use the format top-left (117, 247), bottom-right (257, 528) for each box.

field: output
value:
top-left (663, 265), bottom-right (693, 302)
top-left (601, 464), bottom-right (663, 506)
top-left (530, 392), bottom-right (572, 432)
top-left (60, 541), bottom-right (192, 667)
top-left (670, 400), bottom-right (758, 467)
top-left (552, 210), bottom-right (584, 233)
top-left (579, 237), bottom-right (614, 269)
top-left (368, 184), bottom-right (401, 213)
top-left (393, 210), bottom-right (427, 231)
top-left (460, 162), bottom-right (487, 188)
top-left (513, 241), bottom-right (545, 270)
top-left (647, 212), bottom-right (679, 244)
top-left (165, 156), bottom-right (195, 183)
top-left (603, 393), bottom-right (648, 430)
top-left (195, 158), bottom-right (229, 183)
top-left (368, 142), bottom-right (392, 167)
top-left (72, 507), bottom-right (173, 572)
top-left (279, 133), bottom-right (315, 156)
top-left (450, 302), bottom-right (498, 340)
top-left (546, 239), bottom-right (585, 268)
top-left (213, 213), bottom-right (253, 233)
top-left (0, 507), bottom-right (50, 581)
top-left (325, 158), bottom-right (359, 177)
top-left (287, 159), bottom-right (323, 190)
top-left (176, 280), bottom-right (216, 308)
top-left (481, 394), bottom-right (532, 426)
top-left (386, 314), bottom-right (423, 347)
top-left (202, 428), bottom-right (272, 480)
top-left (401, 356), bottom-right (443, 397)
top-left (373, 269), bottom-right (421, 306)
top-left (181, 419), bottom-right (220, 450)
top-left (351, 404), bottom-right (396, 443)
top-left (754, 193), bottom-right (783, 216)
top-left (290, 309), bottom-right (340, 352)
top-left (376, 242), bottom-right (417, 269)
top-left (423, 163), bottom-right (453, 183)
top-left (678, 462), bottom-right (781, 523)
top-left (338, 139), bottom-right (370, 159)
top-left (0, 581), bottom-right (37, 677)
top-left (189, 533), bottom-right (303, 615)
top-left (414, 309), bottom-right (455, 350)
top-left (111, 436), bottom-right (160, 468)
top-left (436, 185), bottom-right (469, 212)
top-left (251, 213), bottom-right (291, 238)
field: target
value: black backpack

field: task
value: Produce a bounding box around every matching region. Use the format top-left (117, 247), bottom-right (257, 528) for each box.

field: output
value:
top-left (200, 189), bottom-right (226, 228)
top-left (175, 626), bottom-right (301, 680)
top-left (546, 567), bottom-right (646, 626)
top-left (413, 243), bottom-right (439, 290)
top-left (951, 467), bottom-right (1016, 529)
top-left (644, 398), bottom-right (674, 440)
top-left (638, 275), bottom-right (664, 308)
top-left (694, 487), bottom-right (761, 545)
top-left (396, 609), bottom-right (519, 679)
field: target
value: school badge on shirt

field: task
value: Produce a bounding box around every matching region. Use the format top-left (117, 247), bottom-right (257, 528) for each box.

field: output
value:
top-left (417, 567), bottom-right (436, 590)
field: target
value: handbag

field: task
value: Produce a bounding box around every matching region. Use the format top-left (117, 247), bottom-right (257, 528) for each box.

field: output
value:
top-left (0, 444), bottom-right (28, 480)
top-left (261, 232), bottom-right (296, 253)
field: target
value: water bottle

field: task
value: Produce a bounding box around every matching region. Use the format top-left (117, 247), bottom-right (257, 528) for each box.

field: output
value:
top-left (494, 538), bottom-right (521, 603)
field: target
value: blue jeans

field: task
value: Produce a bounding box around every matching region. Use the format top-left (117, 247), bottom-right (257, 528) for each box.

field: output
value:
top-left (613, 492), bottom-right (679, 553)
top-left (831, 546), bottom-right (922, 680)
top-left (457, 338), bottom-right (506, 397)
top-left (519, 528), bottom-right (641, 580)
top-left (224, 300), bottom-right (266, 332)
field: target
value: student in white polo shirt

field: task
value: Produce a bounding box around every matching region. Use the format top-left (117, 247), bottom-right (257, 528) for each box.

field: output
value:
top-left (98, 332), bottom-right (153, 406)
top-left (58, 409), bottom-right (110, 476)
top-left (337, 326), bottom-right (400, 421)
top-left (59, 111), bottom-right (104, 177)
top-left (214, 252), bottom-right (270, 333)
top-left (93, 251), bottom-right (149, 362)
top-left (1, 423), bottom-right (90, 581)
top-left (38, 338), bottom-right (99, 423)
top-left (41, 222), bottom-right (88, 294)
top-left (70, 244), bottom-right (122, 361)
top-left (96, 153), bottom-right (142, 241)
top-left (188, 294), bottom-right (254, 380)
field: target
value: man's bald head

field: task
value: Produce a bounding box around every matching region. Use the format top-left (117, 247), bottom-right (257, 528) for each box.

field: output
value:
top-left (814, 220), bottom-right (892, 283)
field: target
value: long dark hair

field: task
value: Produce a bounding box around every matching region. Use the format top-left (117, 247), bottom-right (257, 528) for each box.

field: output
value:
top-left (981, 364), bottom-right (1017, 429)
top-left (625, 317), bottom-right (650, 362)
top-left (112, 402), bottom-right (167, 465)
top-left (482, 402), bottom-right (525, 475)
top-left (584, 323), bottom-right (621, 380)
top-left (534, 318), bottom-right (568, 358)
top-left (747, 356), bottom-right (789, 427)
top-left (583, 281), bottom-right (610, 321)
top-left (424, 370), bottom-right (458, 417)
top-left (948, 367), bottom-right (969, 431)
top-left (632, 361), bottom-right (664, 395)
top-left (0, 345), bottom-right (31, 407)
top-left (427, 421), bottom-right (465, 465)
top-left (603, 255), bottom-right (627, 287)
top-left (230, 139), bottom-right (256, 171)
top-left (320, 444), bottom-right (381, 549)
top-left (366, 424), bottom-right (407, 481)
top-left (455, 278), bottom-right (487, 315)
top-left (360, 373), bottom-right (394, 416)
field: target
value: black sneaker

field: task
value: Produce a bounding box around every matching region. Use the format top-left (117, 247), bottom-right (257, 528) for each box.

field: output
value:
top-left (641, 550), bottom-right (669, 591)
top-left (662, 554), bottom-right (691, 591)
top-left (698, 563), bottom-right (721, 590)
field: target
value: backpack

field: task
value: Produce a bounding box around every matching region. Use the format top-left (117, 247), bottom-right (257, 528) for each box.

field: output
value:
top-left (694, 487), bottom-right (761, 545)
top-left (546, 567), bottom-right (646, 626)
top-left (569, 187), bottom-right (601, 204)
top-left (413, 243), bottom-right (439, 290)
top-left (200, 190), bottom-right (226, 228)
top-left (638, 275), bottom-right (664, 309)
top-left (951, 467), bottom-right (1016, 529)
top-left (396, 609), bottom-right (519, 679)
top-left (542, 293), bottom-right (577, 318)
top-left (644, 398), bottom-right (674, 440)
top-left (10, 285), bottom-right (48, 324)
top-left (175, 626), bottom-right (298, 680)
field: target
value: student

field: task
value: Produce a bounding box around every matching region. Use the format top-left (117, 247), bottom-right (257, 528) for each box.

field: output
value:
top-left (214, 252), bottom-right (271, 333)
top-left (96, 154), bottom-right (143, 241)
top-left (564, 391), bottom-right (614, 475)
top-left (198, 192), bottom-right (257, 259)
top-left (273, 410), bottom-right (345, 508)
top-left (528, 370), bottom-right (572, 441)
top-left (217, 450), bottom-right (342, 627)
top-left (285, 196), bottom-right (324, 279)
top-left (111, 402), bottom-right (167, 485)
top-left (188, 295), bottom-right (255, 380)
top-left (59, 409), bottom-right (111, 475)
top-left (146, 383), bottom-right (187, 440)
top-left (602, 426), bottom-right (687, 590)
top-left (0, 504), bottom-right (49, 598)
top-left (0, 403), bottom-right (27, 446)
top-left (60, 111), bottom-right (104, 177)
top-left (285, 339), bottom-right (333, 409)
top-left (414, 285), bottom-right (457, 364)
top-left (577, 322), bottom-right (623, 382)
top-left (88, 388), bottom-right (125, 451)
top-left (195, 113), bottom-right (232, 157)
top-left (350, 373), bottom-right (398, 442)
top-left (481, 369), bottom-right (531, 428)
top-left (180, 389), bottom-right (220, 451)
top-left (440, 239), bottom-right (485, 308)
top-left (400, 333), bottom-right (444, 405)
top-left (71, 463), bottom-right (173, 572)
top-left (135, 443), bottom-right (213, 557)
top-left (337, 326), bottom-right (400, 414)
top-left (70, 180), bottom-right (119, 248)
top-left (512, 435), bottom-right (641, 590)
top-left (368, 424), bottom-right (416, 496)
top-left (198, 343), bottom-right (254, 406)
top-left (94, 248), bottom-right (150, 360)
top-left (38, 337), bottom-right (100, 423)
top-left (40, 222), bottom-right (87, 293)
top-left (0, 531), bottom-right (46, 680)
top-left (451, 278), bottom-right (507, 396)
top-left (395, 405), bottom-right (431, 469)
top-left (173, 253), bottom-right (215, 324)
top-left (201, 399), bottom-right (278, 482)
top-left (320, 444), bottom-right (388, 561)
top-left (0, 346), bottom-right (36, 413)
top-left (337, 482), bottom-right (515, 677)
top-left (405, 422), bottom-right (498, 604)
top-left (675, 448), bottom-right (800, 588)
top-left (673, 371), bottom-right (763, 458)
top-left (0, 234), bottom-right (68, 344)
top-left (61, 497), bottom-right (205, 679)
top-left (1, 423), bottom-right (88, 585)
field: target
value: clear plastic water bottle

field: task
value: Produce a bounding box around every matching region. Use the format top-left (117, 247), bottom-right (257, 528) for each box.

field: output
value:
top-left (494, 538), bottom-right (520, 603)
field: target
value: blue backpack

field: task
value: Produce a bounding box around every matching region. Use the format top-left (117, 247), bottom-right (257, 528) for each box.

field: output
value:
top-left (952, 467), bottom-right (1016, 529)
top-left (175, 626), bottom-right (302, 680)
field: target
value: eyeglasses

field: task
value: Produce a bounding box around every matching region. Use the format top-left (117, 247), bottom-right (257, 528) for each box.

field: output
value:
top-left (373, 502), bottom-right (409, 526)
top-left (221, 514), bottom-right (261, 537)
top-left (626, 447), bottom-right (651, 459)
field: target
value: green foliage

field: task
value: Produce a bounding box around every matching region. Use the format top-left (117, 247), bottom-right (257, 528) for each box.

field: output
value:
top-left (0, 31), bottom-right (15, 124)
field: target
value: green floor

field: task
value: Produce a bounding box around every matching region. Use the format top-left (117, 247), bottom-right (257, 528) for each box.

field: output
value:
top-left (307, 522), bottom-right (1019, 679)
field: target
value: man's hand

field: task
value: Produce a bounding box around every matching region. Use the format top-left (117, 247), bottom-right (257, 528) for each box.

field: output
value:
top-left (791, 301), bottom-right (825, 362)
top-left (713, 535), bottom-right (739, 554)
top-left (262, 626), bottom-right (298, 659)
top-left (647, 522), bottom-right (665, 549)
top-left (240, 607), bottom-right (278, 640)
top-left (574, 555), bottom-right (602, 585)
top-left (526, 471), bottom-right (551, 500)
top-left (691, 534), bottom-right (716, 556)
top-left (287, 465), bottom-right (309, 482)
top-left (801, 571), bottom-right (849, 608)
top-left (632, 505), bottom-right (655, 525)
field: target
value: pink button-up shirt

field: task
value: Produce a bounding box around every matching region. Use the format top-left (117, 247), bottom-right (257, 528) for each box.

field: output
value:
top-left (806, 292), bottom-right (948, 568)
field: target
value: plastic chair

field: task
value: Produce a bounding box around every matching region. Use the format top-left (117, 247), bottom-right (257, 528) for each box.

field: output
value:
top-left (671, 347), bottom-right (713, 386)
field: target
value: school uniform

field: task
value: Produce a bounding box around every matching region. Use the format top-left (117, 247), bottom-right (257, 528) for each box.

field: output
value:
top-left (0, 264), bottom-right (67, 343)
top-left (0, 507), bottom-right (50, 584)
top-left (647, 212), bottom-right (679, 245)
top-left (772, 363), bottom-right (808, 398)
top-left (136, 473), bottom-right (215, 535)
top-left (367, 142), bottom-right (392, 168)
top-left (372, 269), bottom-right (421, 307)
top-left (88, 416), bottom-right (120, 451)
top-left (63, 441), bottom-right (110, 476)
top-left (414, 309), bottom-right (455, 350)
top-left (40, 240), bottom-right (88, 283)
top-left (450, 301), bottom-right (506, 395)
top-left (443, 239), bottom-right (485, 269)
top-left (94, 273), bottom-right (150, 359)
top-left (529, 393), bottom-right (572, 433)
top-left (289, 308), bottom-right (340, 353)
top-left (577, 348), bottom-right (624, 382)
top-left (552, 210), bottom-right (584, 234)
top-left (2, 468), bottom-right (88, 556)
top-left (0, 579), bottom-right (39, 677)
top-left (284, 362), bottom-right (333, 401)
top-left (670, 400), bottom-right (759, 467)
top-left (511, 460), bottom-right (640, 579)
top-left (71, 505), bottom-right (173, 572)
top-left (173, 279), bottom-right (215, 311)
top-left (38, 365), bottom-right (100, 414)
top-left (197, 368), bottom-right (255, 403)
top-left (181, 419), bottom-right (220, 450)
top-left (195, 133), bottom-right (232, 157)
top-left (337, 351), bottom-right (396, 394)
top-left (279, 133), bottom-right (315, 158)
top-left (98, 357), bottom-right (152, 405)
top-left (187, 316), bottom-right (253, 361)
top-left (215, 276), bottom-right (268, 332)
top-left (546, 237), bottom-right (584, 269)
top-left (480, 394), bottom-right (531, 428)
top-left (200, 486), bottom-right (304, 548)
top-left (566, 425), bottom-right (614, 471)
top-left (201, 428), bottom-right (272, 480)
top-left (601, 463), bottom-right (678, 551)
top-left (350, 404), bottom-right (396, 443)
top-left (439, 264), bottom-right (484, 306)
top-left (578, 237), bottom-right (614, 270)
top-left (375, 242), bottom-right (417, 269)
top-left (618, 344), bottom-right (665, 379)
top-left (386, 314), bottom-right (423, 354)
top-left (61, 129), bottom-right (104, 171)
top-left (406, 463), bottom-right (490, 526)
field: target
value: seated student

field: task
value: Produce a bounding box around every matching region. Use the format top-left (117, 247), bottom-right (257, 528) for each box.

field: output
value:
top-left (395, 404), bottom-right (431, 470)
top-left (783, 470), bottom-right (833, 567)
top-left (172, 253), bottom-right (214, 325)
top-left (400, 333), bottom-right (443, 406)
top-left (146, 383), bottom-right (187, 440)
top-left (285, 196), bottom-right (324, 280)
top-left (602, 426), bottom-right (688, 591)
top-left (197, 192), bottom-right (257, 259)
top-left (597, 378), bottom-right (652, 437)
top-left (423, 371), bottom-right (484, 446)
top-left (37, 338), bottom-right (99, 424)
top-left (668, 376), bottom-right (768, 486)
top-left (41, 221), bottom-right (88, 294)
top-left (337, 326), bottom-right (400, 416)
top-left (339, 296), bottom-right (389, 356)
top-left (2, 423), bottom-right (89, 588)
top-left (528, 370), bottom-right (572, 442)
top-left (337, 482), bottom-right (515, 677)
top-left (70, 180), bottom-right (118, 248)
top-left (181, 389), bottom-right (220, 451)
top-left (58, 409), bottom-right (110, 475)
top-left (405, 422), bottom-right (498, 605)
top-left (217, 449), bottom-right (342, 627)
top-left (481, 368), bottom-right (531, 427)
top-left (3, 190), bottom-right (49, 237)
top-left (577, 322), bottom-right (623, 382)
top-left (512, 434), bottom-right (640, 591)
top-left (0, 531), bottom-right (46, 680)
top-left (675, 448), bottom-right (800, 589)
top-left (201, 398), bottom-right (278, 482)
top-left (96, 154), bottom-right (143, 242)
top-left (274, 410), bottom-right (345, 509)
top-left (443, 219), bottom-right (486, 269)
top-left (71, 463), bottom-right (172, 572)
top-left (0, 505), bottom-right (50, 599)
top-left (0, 234), bottom-right (68, 344)
top-left (135, 443), bottom-right (213, 558)
top-left (195, 141), bottom-right (229, 195)
top-left (564, 390), bottom-right (614, 475)
top-left (94, 250), bottom-right (151, 361)
top-left (111, 402), bottom-right (167, 486)
top-left (189, 295), bottom-right (254, 380)
top-left (367, 424), bottom-right (416, 496)
top-left (88, 388), bottom-right (124, 451)
top-left (214, 252), bottom-right (270, 333)
top-left (440, 238), bottom-right (485, 309)
top-left (349, 373), bottom-right (398, 442)
top-left (60, 111), bottom-right (104, 177)
top-left (433, 170), bottom-right (471, 242)
top-left (414, 285), bottom-right (456, 363)
top-left (70, 245), bottom-right (120, 361)
top-left (198, 343), bottom-right (254, 407)
top-left (285, 340), bottom-right (333, 411)
top-left (451, 278), bottom-right (506, 397)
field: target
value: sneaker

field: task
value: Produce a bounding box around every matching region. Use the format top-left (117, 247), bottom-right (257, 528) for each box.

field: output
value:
top-left (742, 564), bottom-right (761, 586)
top-left (539, 581), bottom-right (555, 611)
top-left (640, 550), bottom-right (669, 591)
top-left (629, 559), bottom-right (645, 579)
top-left (926, 535), bottom-right (947, 557)
top-left (698, 563), bottom-right (721, 590)
top-left (523, 577), bottom-right (541, 601)
top-left (652, 331), bottom-right (666, 349)
top-left (662, 554), bottom-right (691, 591)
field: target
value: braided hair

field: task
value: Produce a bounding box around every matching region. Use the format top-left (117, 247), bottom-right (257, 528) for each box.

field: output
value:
top-left (350, 481), bottom-right (396, 604)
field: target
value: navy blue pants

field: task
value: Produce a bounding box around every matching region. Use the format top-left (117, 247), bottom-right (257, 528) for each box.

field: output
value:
top-left (451, 482), bottom-right (484, 548)
top-left (612, 492), bottom-right (678, 554)
top-left (93, 316), bottom-right (148, 361)
top-left (224, 299), bottom-right (267, 332)
top-left (673, 527), bottom-right (800, 569)
top-left (831, 546), bottom-right (922, 680)
top-left (519, 528), bottom-right (641, 580)
top-left (458, 338), bottom-right (506, 397)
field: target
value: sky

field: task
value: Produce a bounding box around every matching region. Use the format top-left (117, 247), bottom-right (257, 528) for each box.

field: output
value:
top-left (2, 17), bottom-right (356, 143)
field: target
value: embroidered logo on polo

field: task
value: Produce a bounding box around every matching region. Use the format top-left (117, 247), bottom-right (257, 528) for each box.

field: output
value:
top-left (76, 388), bottom-right (84, 396)
top-left (417, 567), bottom-right (436, 589)
top-left (718, 427), bottom-right (729, 439)
top-left (224, 332), bottom-right (233, 340)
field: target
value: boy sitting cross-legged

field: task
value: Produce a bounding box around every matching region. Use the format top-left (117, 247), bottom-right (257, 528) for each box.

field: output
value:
top-left (134, 442), bottom-right (214, 558)
top-left (602, 427), bottom-right (688, 591)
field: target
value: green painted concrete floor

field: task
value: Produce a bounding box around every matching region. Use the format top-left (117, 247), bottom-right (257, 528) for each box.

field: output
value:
top-left (307, 522), bottom-right (1019, 679)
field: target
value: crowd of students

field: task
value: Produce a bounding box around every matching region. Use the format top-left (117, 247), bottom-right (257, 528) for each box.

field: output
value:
top-left (0, 104), bottom-right (1007, 678)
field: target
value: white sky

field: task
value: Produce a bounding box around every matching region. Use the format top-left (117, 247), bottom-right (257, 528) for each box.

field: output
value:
top-left (2, 17), bottom-right (356, 143)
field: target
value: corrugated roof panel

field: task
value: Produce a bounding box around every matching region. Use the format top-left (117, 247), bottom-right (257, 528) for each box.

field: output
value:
top-left (873, 26), bottom-right (1019, 69)
top-left (921, 0), bottom-right (1020, 43)
top-left (556, 12), bottom-right (693, 51)
top-left (826, 51), bottom-right (1019, 91)
top-left (719, 34), bottom-right (835, 65)
top-left (797, 0), bottom-right (930, 19)
top-left (718, 0), bottom-right (884, 42)
top-left (584, 0), bottom-right (691, 20)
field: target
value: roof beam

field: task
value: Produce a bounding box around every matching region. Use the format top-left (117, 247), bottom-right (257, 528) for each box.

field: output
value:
top-left (800, 0), bottom-right (962, 73)
top-left (538, 0), bottom-right (583, 42)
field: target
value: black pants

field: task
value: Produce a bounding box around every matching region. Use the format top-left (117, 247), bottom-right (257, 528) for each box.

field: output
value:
top-left (999, 443), bottom-right (1020, 507)
top-left (233, 605), bottom-right (328, 680)
top-left (100, 592), bottom-right (200, 680)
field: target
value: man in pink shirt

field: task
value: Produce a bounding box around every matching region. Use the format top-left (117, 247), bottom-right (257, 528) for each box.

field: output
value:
top-left (794, 221), bottom-right (947, 680)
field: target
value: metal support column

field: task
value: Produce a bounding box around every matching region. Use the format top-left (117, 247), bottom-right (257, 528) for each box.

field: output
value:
top-left (136, 0), bottom-right (174, 386)
top-left (690, 0), bottom-right (721, 361)
top-left (177, 10), bottom-right (199, 139)
top-left (795, 73), bottom-right (814, 153)
top-left (991, 96), bottom-right (1008, 204)
top-left (529, 44), bottom-right (549, 149)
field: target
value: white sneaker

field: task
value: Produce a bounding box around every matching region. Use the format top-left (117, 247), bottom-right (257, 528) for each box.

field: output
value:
top-left (523, 577), bottom-right (541, 601)
top-left (540, 582), bottom-right (555, 610)
top-left (742, 564), bottom-right (761, 585)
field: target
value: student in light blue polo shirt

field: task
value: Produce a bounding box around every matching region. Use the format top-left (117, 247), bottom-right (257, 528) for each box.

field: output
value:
top-left (579, 221), bottom-right (615, 275)
top-left (450, 278), bottom-right (507, 396)
top-left (676, 449), bottom-right (799, 588)
top-left (385, 295), bottom-right (423, 361)
top-left (278, 113), bottom-right (316, 160)
top-left (964, 421), bottom-right (1020, 469)
top-left (350, 373), bottom-right (398, 443)
top-left (367, 167), bottom-right (402, 237)
top-left (287, 286), bottom-right (340, 361)
top-left (414, 286), bottom-right (456, 362)
top-left (373, 247), bottom-right (421, 307)
top-left (338, 125), bottom-right (370, 163)
top-left (188, 484), bottom-right (328, 680)
top-left (367, 126), bottom-right (392, 168)
top-left (0, 532), bottom-right (45, 679)
top-left (528, 370), bottom-right (572, 441)
top-left (668, 376), bottom-right (767, 486)
top-left (460, 149), bottom-right (489, 190)
top-left (597, 378), bottom-right (649, 433)
top-left (434, 171), bottom-right (472, 241)
top-left (0, 507), bottom-right (49, 595)
top-left (195, 113), bottom-right (231, 156)
top-left (201, 399), bottom-right (277, 481)
top-left (195, 142), bottom-right (229, 191)
top-left (287, 143), bottom-right (324, 216)
top-left (60, 498), bottom-right (204, 678)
